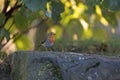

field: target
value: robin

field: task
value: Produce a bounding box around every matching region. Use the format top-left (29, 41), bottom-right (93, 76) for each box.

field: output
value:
top-left (41, 32), bottom-right (55, 51)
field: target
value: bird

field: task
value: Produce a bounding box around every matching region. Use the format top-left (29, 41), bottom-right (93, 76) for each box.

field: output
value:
top-left (41, 32), bottom-right (56, 51)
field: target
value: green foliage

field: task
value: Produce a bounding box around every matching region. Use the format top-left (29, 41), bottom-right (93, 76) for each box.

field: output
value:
top-left (52, 25), bottom-right (63, 39)
top-left (23, 0), bottom-right (47, 12)
top-left (102, 0), bottom-right (120, 11)
top-left (102, 11), bottom-right (118, 27)
top-left (5, 17), bottom-right (14, 30)
top-left (50, 1), bottom-right (64, 21)
top-left (85, 0), bottom-right (120, 12)
top-left (15, 35), bottom-right (31, 50)
top-left (67, 19), bottom-right (83, 40)
top-left (14, 6), bottom-right (41, 31)
top-left (0, 13), bottom-right (5, 26)
top-left (84, 0), bottom-right (102, 13)
top-left (0, 0), bottom-right (120, 55)
top-left (23, 0), bottom-right (64, 21)
top-left (84, 0), bottom-right (119, 28)
top-left (14, 7), bottom-right (29, 31)
top-left (85, 0), bottom-right (102, 6)
top-left (93, 27), bottom-right (108, 42)
top-left (0, 28), bottom-right (10, 42)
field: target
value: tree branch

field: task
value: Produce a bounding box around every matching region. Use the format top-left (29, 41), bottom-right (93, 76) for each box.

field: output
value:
top-left (0, 1), bottom-right (22, 49)
top-left (0, 17), bottom-right (48, 50)
top-left (0, 1), bottom-right (22, 28)
top-left (5, 3), bottom-right (22, 23)
top-left (14, 17), bottom-right (48, 42)
top-left (2, 0), bottom-right (10, 13)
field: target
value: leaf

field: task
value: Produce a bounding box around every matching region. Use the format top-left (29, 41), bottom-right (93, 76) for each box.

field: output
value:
top-left (10, 0), bottom-right (16, 7)
top-left (102, 10), bottom-right (118, 28)
top-left (84, 0), bottom-right (102, 13)
top-left (0, 28), bottom-right (10, 42)
top-left (50, 1), bottom-right (64, 21)
top-left (14, 7), bottom-right (28, 31)
top-left (93, 27), bottom-right (108, 42)
top-left (16, 0), bottom-right (22, 1)
top-left (85, 0), bottom-right (102, 7)
top-left (67, 19), bottom-right (83, 40)
top-left (0, 13), bottom-right (5, 26)
top-left (5, 17), bottom-right (18, 34)
top-left (23, 0), bottom-right (47, 12)
top-left (5, 17), bottom-right (14, 30)
top-left (14, 6), bottom-right (41, 31)
top-left (102, 0), bottom-right (120, 12)
top-left (81, 27), bottom-right (93, 40)
top-left (15, 35), bottom-right (31, 50)
top-left (52, 25), bottom-right (63, 39)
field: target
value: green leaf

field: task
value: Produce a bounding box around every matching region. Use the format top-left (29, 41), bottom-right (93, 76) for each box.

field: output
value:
top-left (16, 0), bottom-right (22, 1)
top-left (23, 0), bottom-right (47, 12)
top-left (85, 0), bottom-right (102, 7)
top-left (8, 24), bottom-right (18, 33)
top-left (14, 7), bottom-right (29, 31)
top-left (50, 1), bottom-right (64, 21)
top-left (15, 35), bottom-right (31, 50)
top-left (14, 6), bottom-right (41, 31)
top-left (5, 17), bottom-right (14, 30)
top-left (102, 10), bottom-right (118, 28)
top-left (84, 0), bottom-right (102, 14)
top-left (102, 0), bottom-right (120, 11)
top-left (93, 27), bottom-right (108, 42)
top-left (0, 28), bottom-right (10, 42)
top-left (67, 19), bottom-right (83, 40)
top-left (0, 13), bottom-right (5, 26)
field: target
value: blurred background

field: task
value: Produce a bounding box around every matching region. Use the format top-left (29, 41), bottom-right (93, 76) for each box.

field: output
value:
top-left (0, 0), bottom-right (120, 62)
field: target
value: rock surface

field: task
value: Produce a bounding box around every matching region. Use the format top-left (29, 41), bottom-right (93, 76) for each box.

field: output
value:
top-left (10, 51), bottom-right (120, 80)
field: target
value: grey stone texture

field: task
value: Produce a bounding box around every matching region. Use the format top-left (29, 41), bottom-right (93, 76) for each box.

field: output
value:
top-left (10, 51), bottom-right (120, 80)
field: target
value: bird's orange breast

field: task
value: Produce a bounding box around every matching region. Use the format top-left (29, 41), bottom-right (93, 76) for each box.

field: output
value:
top-left (49, 35), bottom-right (55, 44)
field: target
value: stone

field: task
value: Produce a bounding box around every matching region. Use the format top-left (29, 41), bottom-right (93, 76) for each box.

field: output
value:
top-left (10, 51), bottom-right (120, 80)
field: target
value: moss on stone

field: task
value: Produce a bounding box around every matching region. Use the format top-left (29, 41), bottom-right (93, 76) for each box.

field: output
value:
top-left (38, 59), bottom-right (63, 80)
top-left (11, 52), bottom-right (28, 80)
